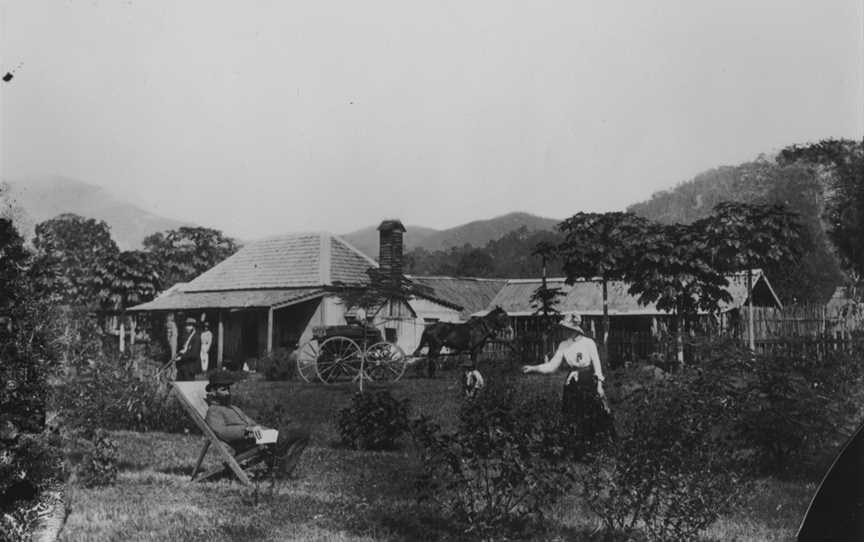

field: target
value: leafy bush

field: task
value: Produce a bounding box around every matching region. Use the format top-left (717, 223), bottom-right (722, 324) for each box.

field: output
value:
top-left (411, 379), bottom-right (578, 537)
top-left (55, 357), bottom-right (198, 434)
top-left (256, 347), bottom-right (297, 381)
top-left (736, 347), bottom-right (864, 477)
top-left (337, 390), bottom-right (411, 451)
top-left (583, 357), bottom-right (750, 541)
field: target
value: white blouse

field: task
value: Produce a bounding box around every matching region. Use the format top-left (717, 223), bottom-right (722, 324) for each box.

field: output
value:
top-left (532, 336), bottom-right (605, 382)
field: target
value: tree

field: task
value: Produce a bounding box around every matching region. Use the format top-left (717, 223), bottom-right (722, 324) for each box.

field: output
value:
top-left (30, 214), bottom-right (119, 308)
top-left (0, 218), bottom-right (29, 312)
top-left (695, 202), bottom-right (805, 349)
top-left (529, 242), bottom-right (565, 354)
top-left (778, 139), bottom-right (864, 284)
top-left (542, 212), bottom-right (653, 362)
top-left (143, 227), bottom-right (239, 288)
top-left (101, 250), bottom-right (162, 312)
top-left (627, 222), bottom-right (732, 363)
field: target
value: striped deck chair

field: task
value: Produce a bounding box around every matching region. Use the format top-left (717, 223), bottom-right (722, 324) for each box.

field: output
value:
top-left (172, 381), bottom-right (268, 486)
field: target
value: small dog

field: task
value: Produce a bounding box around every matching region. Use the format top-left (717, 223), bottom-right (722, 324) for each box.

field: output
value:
top-left (463, 369), bottom-right (485, 398)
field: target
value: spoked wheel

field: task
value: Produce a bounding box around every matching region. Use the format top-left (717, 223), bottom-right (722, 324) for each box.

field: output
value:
top-left (296, 340), bottom-right (322, 383)
top-left (364, 342), bottom-right (407, 382)
top-left (316, 337), bottom-right (362, 384)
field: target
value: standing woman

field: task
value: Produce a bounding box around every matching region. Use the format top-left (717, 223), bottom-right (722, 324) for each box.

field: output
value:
top-left (522, 313), bottom-right (616, 442)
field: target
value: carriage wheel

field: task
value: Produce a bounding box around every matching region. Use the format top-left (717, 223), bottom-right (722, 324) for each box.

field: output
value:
top-left (316, 337), bottom-right (362, 384)
top-left (364, 342), bottom-right (407, 382)
top-left (295, 340), bottom-right (322, 383)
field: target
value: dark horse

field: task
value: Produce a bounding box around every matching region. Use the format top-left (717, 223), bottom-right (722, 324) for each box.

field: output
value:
top-left (412, 306), bottom-right (510, 378)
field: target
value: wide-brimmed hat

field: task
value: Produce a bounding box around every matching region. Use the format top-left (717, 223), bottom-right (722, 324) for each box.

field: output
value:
top-left (184, 317), bottom-right (198, 326)
top-left (206, 371), bottom-right (235, 392)
top-left (558, 313), bottom-right (585, 334)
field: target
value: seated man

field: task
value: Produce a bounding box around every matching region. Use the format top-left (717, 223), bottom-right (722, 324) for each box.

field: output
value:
top-left (203, 372), bottom-right (310, 478)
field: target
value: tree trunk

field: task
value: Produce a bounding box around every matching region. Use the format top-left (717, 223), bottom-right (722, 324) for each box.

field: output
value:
top-left (675, 312), bottom-right (684, 365)
top-left (747, 269), bottom-right (755, 352)
top-left (601, 279), bottom-right (610, 365)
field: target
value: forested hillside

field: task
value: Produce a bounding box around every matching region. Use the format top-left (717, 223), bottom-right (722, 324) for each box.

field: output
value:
top-left (627, 147), bottom-right (858, 304)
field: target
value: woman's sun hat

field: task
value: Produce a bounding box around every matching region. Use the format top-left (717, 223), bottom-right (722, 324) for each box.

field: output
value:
top-left (558, 313), bottom-right (584, 334)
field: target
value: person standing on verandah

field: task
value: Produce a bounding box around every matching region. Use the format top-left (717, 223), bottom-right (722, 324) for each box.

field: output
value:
top-left (199, 320), bottom-right (213, 373)
top-left (522, 313), bottom-right (616, 443)
top-left (174, 317), bottom-right (201, 381)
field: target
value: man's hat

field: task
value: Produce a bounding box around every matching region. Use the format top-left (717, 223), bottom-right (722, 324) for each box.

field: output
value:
top-left (558, 313), bottom-right (585, 334)
top-left (206, 371), bottom-right (235, 392)
top-left (184, 317), bottom-right (198, 326)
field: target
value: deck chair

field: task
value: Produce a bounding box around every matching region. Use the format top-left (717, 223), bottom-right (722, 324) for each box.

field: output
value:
top-left (172, 381), bottom-right (268, 486)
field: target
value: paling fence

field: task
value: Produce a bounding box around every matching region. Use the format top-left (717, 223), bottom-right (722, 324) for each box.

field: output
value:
top-left (481, 303), bottom-right (864, 365)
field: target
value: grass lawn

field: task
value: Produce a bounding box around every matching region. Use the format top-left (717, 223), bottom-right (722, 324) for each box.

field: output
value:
top-left (59, 374), bottom-right (815, 541)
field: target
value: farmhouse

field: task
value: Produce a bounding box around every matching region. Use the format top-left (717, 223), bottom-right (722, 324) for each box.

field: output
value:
top-left (128, 221), bottom-right (480, 367)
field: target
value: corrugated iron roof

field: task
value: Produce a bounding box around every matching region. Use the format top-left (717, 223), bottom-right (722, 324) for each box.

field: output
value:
top-left (480, 270), bottom-right (778, 316)
top-left (181, 232), bottom-right (376, 292)
top-left (408, 276), bottom-right (508, 318)
top-left (128, 287), bottom-right (326, 311)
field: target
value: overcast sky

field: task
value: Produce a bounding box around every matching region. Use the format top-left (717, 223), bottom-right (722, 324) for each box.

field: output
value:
top-left (1, 0), bottom-right (862, 239)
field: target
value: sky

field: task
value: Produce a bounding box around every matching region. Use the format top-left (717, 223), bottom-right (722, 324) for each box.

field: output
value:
top-left (1, 0), bottom-right (862, 240)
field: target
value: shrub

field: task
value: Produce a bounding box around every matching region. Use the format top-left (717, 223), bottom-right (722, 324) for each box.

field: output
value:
top-left (411, 378), bottom-right (578, 537)
top-left (736, 347), bottom-right (864, 477)
top-left (55, 357), bottom-right (198, 434)
top-left (256, 347), bottom-right (297, 381)
top-left (337, 390), bottom-right (411, 451)
top-left (583, 357), bottom-right (750, 541)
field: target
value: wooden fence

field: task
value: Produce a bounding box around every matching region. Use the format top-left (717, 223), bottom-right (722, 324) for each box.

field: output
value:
top-left (737, 304), bottom-right (864, 340)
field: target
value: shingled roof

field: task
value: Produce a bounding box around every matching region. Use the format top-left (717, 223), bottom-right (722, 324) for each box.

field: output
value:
top-left (479, 270), bottom-right (781, 316)
top-left (182, 232), bottom-right (377, 292)
top-left (408, 276), bottom-right (508, 318)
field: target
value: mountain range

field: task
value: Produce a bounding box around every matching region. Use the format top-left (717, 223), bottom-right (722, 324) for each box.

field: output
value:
top-left (340, 212), bottom-right (561, 258)
top-left (0, 177), bottom-right (563, 255)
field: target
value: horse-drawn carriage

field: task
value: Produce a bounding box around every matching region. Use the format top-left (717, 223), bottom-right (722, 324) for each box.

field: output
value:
top-left (295, 323), bottom-right (407, 384)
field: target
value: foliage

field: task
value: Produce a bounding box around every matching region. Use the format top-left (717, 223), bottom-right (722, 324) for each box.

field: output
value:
top-left (541, 212), bottom-right (655, 361)
top-left (404, 226), bottom-right (565, 278)
top-left (101, 250), bottom-right (163, 311)
top-left (56, 355), bottom-right (197, 434)
top-left (584, 357), bottom-right (750, 541)
top-left (695, 201), bottom-right (805, 275)
top-left (628, 159), bottom-right (844, 303)
top-left (336, 390), bottom-right (411, 451)
top-left (627, 222), bottom-right (732, 318)
top-left (411, 379), bottom-right (578, 537)
top-left (30, 213), bottom-right (120, 308)
top-left (0, 432), bottom-right (65, 541)
top-left (735, 347), bottom-right (864, 477)
top-left (0, 218), bottom-right (28, 311)
top-left (143, 226), bottom-right (239, 288)
top-left (779, 138), bottom-right (864, 283)
top-left (0, 219), bottom-right (66, 541)
top-left (256, 347), bottom-right (298, 381)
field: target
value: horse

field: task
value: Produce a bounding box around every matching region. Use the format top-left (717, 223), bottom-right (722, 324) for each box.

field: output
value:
top-left (412, 306), bottom-right (511, 378)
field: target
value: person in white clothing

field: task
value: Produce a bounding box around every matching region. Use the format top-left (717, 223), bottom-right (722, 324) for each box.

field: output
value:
top-left (522, 313), bottom-right (615, 442)
top-left (200, 320), bottom-right (213, 373)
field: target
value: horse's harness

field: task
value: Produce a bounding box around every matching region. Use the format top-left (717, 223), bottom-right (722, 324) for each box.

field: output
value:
top-left (467, 314), bottom-right (502, 350)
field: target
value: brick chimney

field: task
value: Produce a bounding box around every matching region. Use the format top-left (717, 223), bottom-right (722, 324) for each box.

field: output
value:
top-left (377, 219), bottom-right (406, 288)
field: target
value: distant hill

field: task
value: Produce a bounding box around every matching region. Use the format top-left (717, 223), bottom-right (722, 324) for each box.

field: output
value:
top-left (341, 212), bottom-right (561, 258)
top-left (1, 177), bottom-right (191, 250)
top-left (417, 212), bottom-right (561, 252)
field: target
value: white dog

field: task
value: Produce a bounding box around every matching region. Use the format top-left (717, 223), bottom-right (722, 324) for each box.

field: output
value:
top-left (463, 369), bottom-right (485, 398)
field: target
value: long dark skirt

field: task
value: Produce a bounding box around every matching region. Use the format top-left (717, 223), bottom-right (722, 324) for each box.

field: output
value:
top-left (561, 377), bottom-right (616, 443)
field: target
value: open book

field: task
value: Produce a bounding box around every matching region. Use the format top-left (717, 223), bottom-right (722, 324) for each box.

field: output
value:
top-left (255, 429), bottom-right (278, 445)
